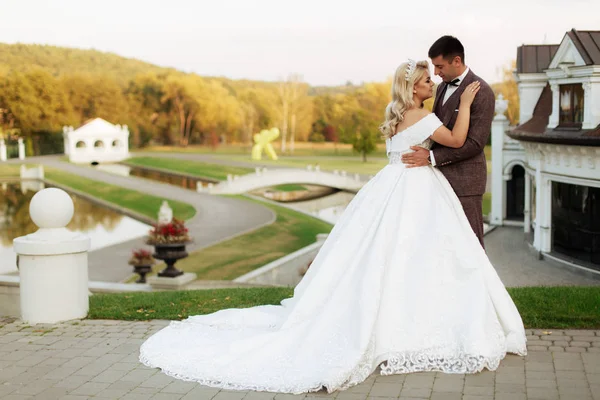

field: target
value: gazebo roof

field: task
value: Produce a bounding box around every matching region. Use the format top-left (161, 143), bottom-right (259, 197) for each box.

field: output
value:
top-left (66, 118), bottom-right (127, 137)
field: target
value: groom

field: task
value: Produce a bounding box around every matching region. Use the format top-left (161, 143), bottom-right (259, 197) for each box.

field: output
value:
top-left (402, 36), bottom-right (495, 247)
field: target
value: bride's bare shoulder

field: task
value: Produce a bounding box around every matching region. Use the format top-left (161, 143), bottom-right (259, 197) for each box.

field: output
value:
top-left (404, 108), bottom-right (430, 123)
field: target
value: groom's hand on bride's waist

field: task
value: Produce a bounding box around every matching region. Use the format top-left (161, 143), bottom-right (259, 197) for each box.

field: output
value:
top-left (401, 146), bottom-right (430, 168)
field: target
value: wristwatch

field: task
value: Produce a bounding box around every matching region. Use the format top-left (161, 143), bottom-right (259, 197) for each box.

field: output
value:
top-left (427, 154), bottom-right (431, 164)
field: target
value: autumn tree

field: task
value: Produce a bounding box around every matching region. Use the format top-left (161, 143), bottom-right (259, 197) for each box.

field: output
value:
top-left (492, 61), bottom-right (519, 125)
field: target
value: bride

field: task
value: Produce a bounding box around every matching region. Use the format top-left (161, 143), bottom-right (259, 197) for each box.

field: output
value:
top-left (140, 60), bottom-right (527, 394)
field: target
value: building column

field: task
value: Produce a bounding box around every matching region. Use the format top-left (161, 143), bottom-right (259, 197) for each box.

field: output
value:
top-left (539, 176), bottom-right (553, 253)
top-left (490, 95), bottom-right (509, 226)
top-left (582, 81), bottom-right (600, 130)
top-left (548, 83), bottom-right (560, 129)
top-left (523, 172), bottom-right (532, 233)
top-left (533, 158), bottom-right (543, 251)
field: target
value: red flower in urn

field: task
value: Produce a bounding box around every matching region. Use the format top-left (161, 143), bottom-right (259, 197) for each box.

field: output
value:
top-left (128, 248), bottom-right (155, 266)
top-left (146, 218), bottom-right (192, 245)
top-left (128, 248), bottom-right (155, 284)
top-left (145, 218), bottom-right (192, 278)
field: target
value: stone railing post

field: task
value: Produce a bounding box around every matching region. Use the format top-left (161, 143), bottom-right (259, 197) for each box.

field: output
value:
top-left (13, 188), bottom-right (91, 324)
top-left (18, 138), bottom-right (25, 160)
top-left (0, 139), bottom-right (6, 162)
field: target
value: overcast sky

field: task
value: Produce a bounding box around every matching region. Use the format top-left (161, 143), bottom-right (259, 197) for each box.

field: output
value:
top-left (1, 0), bottom-right (597, 86)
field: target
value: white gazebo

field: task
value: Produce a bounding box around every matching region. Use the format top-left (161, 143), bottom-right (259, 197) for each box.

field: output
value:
top-left (491, 29), bottom-right (600, 274)
top-left (63, 118), bottom-right (130, 164)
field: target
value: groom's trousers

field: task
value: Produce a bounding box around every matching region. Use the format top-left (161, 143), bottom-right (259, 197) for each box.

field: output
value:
top-left (458, 195), bottom-right (484, 249)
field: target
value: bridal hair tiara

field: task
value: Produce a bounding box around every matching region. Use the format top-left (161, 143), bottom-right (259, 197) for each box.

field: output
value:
top-left (405, 59), bottom-right (417, 82)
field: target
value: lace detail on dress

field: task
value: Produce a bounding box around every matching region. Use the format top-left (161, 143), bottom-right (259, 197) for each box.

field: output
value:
top-left (388, 152), bottom-right (403, 165)
top-left (388, 138), bottom-right (433, 165)
top-left (380, 351), bottom-right (503, 375)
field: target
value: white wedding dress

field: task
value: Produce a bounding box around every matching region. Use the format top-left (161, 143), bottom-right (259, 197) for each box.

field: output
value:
top-left (140, 113), bottom-right (527, 394)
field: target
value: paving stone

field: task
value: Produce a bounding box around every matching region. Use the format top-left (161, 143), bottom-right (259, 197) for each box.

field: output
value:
top-left (365, 382), bottom-right (400, 397)
top-left (432, 378), bottom-right (464, 392)
top-left (398, 388), bottom-right (432, 399)
top-left (69, 382), bottom-right (111, 396)
top-left (463, 386), bottom-right (494, 396)
top-left (2, 319), bottom-right (600, 400)
top-left (160, 381), bottom-right (198, 395)
top-left (430, 393), bottom-right (461, 400)
top-left (527, 387), bottom-right (560, 399)
top-left (554, 358), bottom-right (585, 371)
top-left (493, 394), bottom-right (526, 400)
top-left (403, 374), bottom-right (434, 388)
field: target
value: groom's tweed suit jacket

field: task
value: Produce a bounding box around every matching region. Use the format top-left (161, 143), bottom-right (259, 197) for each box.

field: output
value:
top-left (431, 70), bottom-right (495, 198)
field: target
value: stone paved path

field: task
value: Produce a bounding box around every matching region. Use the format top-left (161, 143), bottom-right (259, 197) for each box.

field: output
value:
top-left (1, 318), bottom-right (599, 400)
top-left (485, 226), bottom-right (600, 287)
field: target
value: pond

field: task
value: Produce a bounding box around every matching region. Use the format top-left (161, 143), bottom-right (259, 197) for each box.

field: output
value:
top-left (96, 164), bottom-right (355, 224)
top-left (286, 191), bottom-right (355, 224)
top-left (0, 181), bottom-right (151, 275)
top-left (96, 164), bottom-right (213, 190)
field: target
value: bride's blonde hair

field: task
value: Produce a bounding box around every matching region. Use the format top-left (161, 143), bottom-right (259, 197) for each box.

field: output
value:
top-left (379, 60), bottom-right (430, 139)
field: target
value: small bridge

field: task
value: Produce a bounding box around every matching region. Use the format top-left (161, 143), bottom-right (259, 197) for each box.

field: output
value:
top-left (201, 167), bottom-right (369, 195)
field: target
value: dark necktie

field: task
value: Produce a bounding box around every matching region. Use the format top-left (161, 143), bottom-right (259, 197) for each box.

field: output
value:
top-left (447, 78), bottom-right (460, 87)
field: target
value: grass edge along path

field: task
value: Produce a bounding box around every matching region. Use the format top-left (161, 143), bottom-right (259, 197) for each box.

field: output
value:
top-left (45, 169), bottom-right (196, 221)
top-left (88, 286), bottom-right (600, 329)
top-left (146, 195), bottom-right (333, 281)
top-left (125, 157), bottom-right (253, 181)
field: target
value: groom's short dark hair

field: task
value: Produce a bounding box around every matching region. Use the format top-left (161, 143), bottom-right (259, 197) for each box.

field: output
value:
top-left (428, 36), bottom-right (465, 64)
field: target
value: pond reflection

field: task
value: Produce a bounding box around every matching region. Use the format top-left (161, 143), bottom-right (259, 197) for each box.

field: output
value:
top-left (0, 182), bottom-right (151, 274)
top-left (287, 191), bottom-right (355, 224)
top-left (96, 164), bottom-right (212, 190)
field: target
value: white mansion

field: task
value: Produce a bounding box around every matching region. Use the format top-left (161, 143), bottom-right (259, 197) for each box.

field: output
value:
top-left (491, 29), bottom-right (600, 274)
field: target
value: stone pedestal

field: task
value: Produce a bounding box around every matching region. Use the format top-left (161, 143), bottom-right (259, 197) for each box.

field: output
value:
top-left (147, 272), bottom-right (197, 290)
top-left (13, 188), bottom-right (90, 324)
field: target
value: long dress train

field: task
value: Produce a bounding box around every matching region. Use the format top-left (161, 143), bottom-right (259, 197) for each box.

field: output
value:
top-left (140, 113), bottom-right (527, 394)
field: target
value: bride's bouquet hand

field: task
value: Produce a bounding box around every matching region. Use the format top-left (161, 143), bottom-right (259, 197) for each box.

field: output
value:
top-left (460, 81), bottom-right (481, 106)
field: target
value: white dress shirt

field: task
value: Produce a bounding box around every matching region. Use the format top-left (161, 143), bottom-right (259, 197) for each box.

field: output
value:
top-left (430, 67), bottom-right (470, 167)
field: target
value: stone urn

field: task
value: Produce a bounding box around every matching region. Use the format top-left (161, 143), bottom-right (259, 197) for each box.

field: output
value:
top-left (128, 248), bottom-right (155, 283)
top-left (151, 242), bottom-right (190, 278)
top-left (132, 265), bottom-right (152, 283)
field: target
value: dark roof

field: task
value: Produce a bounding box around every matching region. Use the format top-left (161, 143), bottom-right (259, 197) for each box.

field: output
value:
top-left (567, 29), bottom-right (600, 65)
top-left (513, 84), bottom-right (552, 134)
top-left (516, 45), bottom-right (559, 73)
top-left (508, 83), bottom-right (600, 146)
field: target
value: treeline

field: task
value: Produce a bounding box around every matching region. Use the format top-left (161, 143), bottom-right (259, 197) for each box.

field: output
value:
top-left (0, 43), bottom-right (516, 156)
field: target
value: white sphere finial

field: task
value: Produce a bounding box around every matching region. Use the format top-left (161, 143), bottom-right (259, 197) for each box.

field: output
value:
top-left (30, 188), bottom-right (74, 229)
top-left (495, 94), bottom-right (508, 120)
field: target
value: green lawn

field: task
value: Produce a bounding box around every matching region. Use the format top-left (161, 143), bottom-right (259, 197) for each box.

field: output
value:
top-left (89, 286), bottom-right (600, 329)
top-left (125, 157), bottom-right (253, 181)
top-left (0, 164), bottom-right (35, 178)
top-left (143, 143), bottom-right (389, 158)
top-left (89, 287), bottom-right (294, 320)
top-left (46, 169), bottom-right (196, 221)
top-left (508, 286), bottom-right (600, 329)
top-left (139, 144), bottom-right (492, 177)
top-left (483, 192), bottom-right (491, 217)
top-left (144, 196), bottom-right (332, 281)
top-left (272, 184), bottom-right (308, 192)
top-left (212, 154), bottom-right (388, 176)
